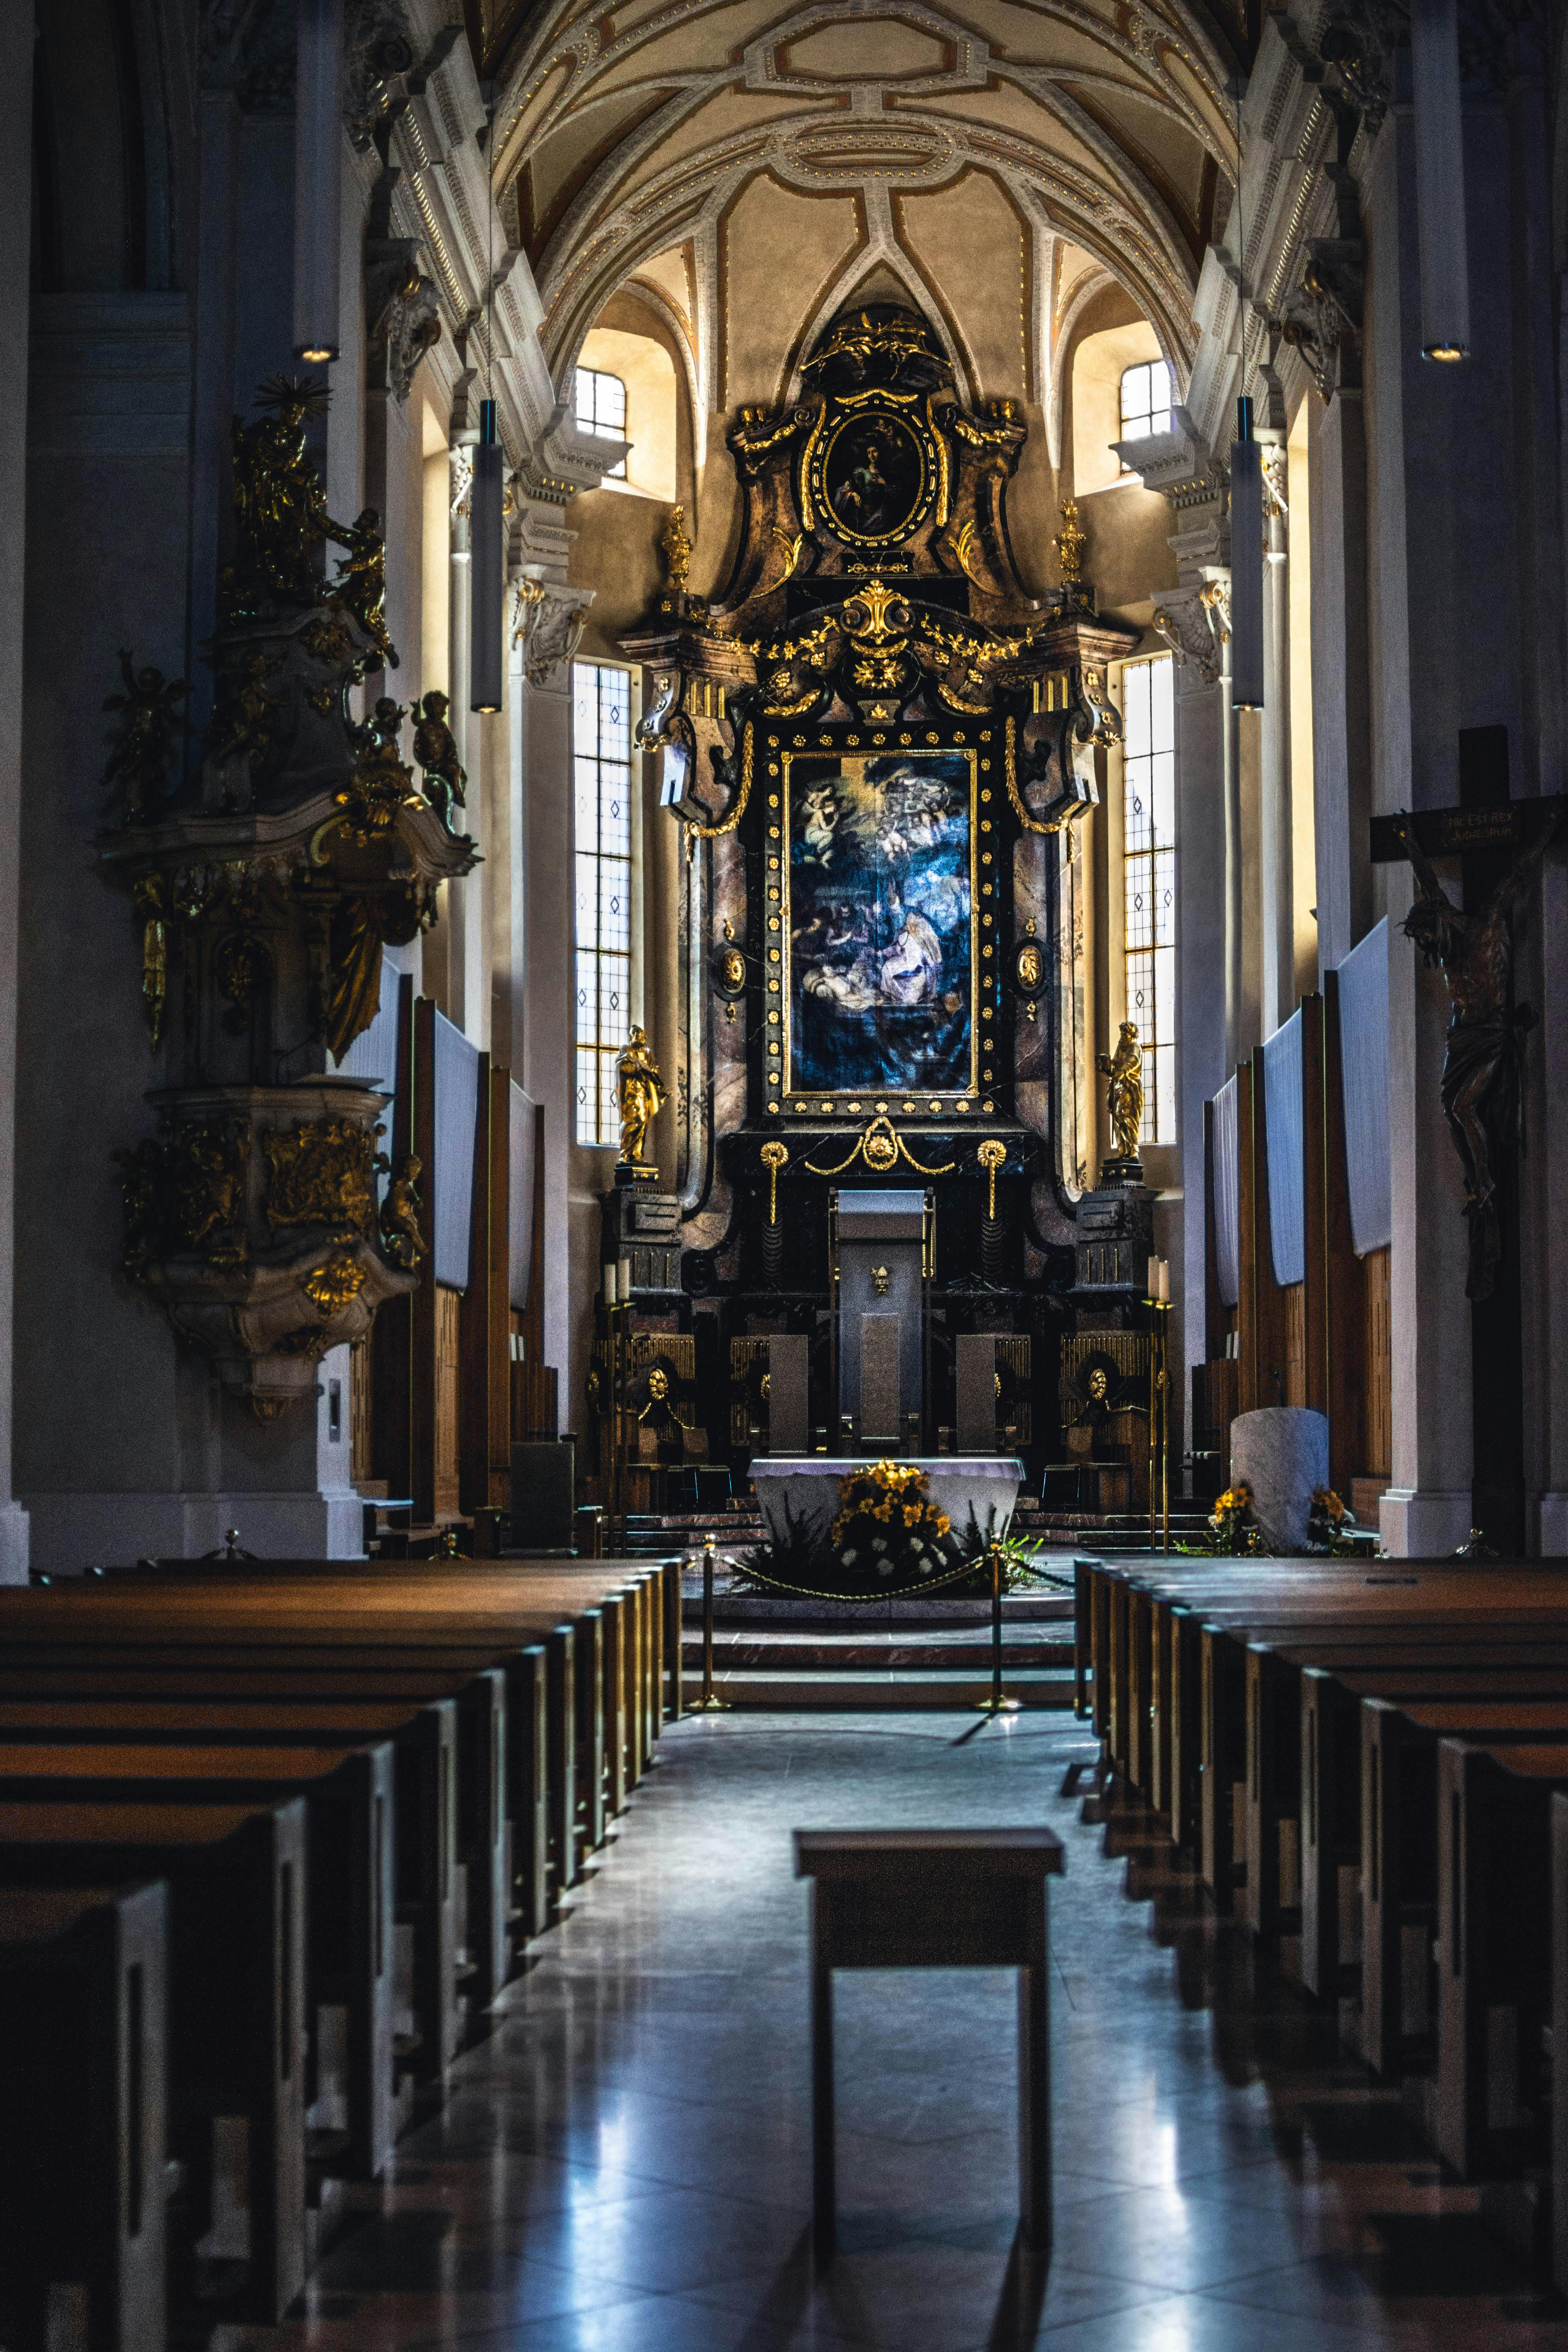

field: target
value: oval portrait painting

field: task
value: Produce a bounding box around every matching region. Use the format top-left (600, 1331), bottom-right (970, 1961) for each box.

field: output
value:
top-left (820, 412), bottom-right (927, 544)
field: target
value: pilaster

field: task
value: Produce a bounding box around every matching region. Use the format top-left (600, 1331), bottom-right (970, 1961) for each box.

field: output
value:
top-left (0, 6), bottom-right (31, 1579)
top-left (513, 497), bottom-right (585, 1422)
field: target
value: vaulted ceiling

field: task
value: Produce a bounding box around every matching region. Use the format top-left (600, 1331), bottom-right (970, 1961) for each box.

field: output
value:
top-left (493, 0), bottom-right (1239, 416)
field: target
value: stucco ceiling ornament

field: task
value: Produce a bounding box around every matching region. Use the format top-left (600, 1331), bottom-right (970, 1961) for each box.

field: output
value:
top-left (513, 577), bottom-right (594, 687)
top-left (500, 0), bottom-right (1234, 381)
top-left (1150, 592), bottom-right (1221, 686)
top-left (1275, 239), bottom-right (1364, 405)
top-left (344, 0), bottom-right (414, 151)
top-left (367, 245), bottom-right (443, 403)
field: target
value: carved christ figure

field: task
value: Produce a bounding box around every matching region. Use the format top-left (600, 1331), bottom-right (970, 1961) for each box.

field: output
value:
top-left (1396, 807), bottom-right (1562, 1300)
top-left (1098, 1020), bottom-right (1144, 1163)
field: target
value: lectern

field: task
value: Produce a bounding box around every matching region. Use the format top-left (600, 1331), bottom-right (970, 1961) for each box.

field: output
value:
top-left (794, 1826), bottom-right (1064, 2262)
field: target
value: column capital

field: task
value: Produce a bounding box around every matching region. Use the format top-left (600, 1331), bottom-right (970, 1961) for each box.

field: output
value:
top-left (1151, 579), bottom-right (1227, 689)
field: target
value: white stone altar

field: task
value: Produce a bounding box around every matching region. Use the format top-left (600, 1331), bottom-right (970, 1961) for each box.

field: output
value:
top-left (749, 1457), bottom-right (1025, 1551)
top-left (1229, 1406), bottom-right (1330, 1552)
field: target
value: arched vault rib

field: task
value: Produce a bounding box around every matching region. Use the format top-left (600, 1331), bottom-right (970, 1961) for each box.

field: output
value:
top-left (536, 113), bottom-right (1199, 390)
top-left (495, 0), bottom-right (1239, 188)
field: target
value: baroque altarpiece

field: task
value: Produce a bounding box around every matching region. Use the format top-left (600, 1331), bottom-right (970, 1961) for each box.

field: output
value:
top-left (609, 307), bottom-right (1152, 1487)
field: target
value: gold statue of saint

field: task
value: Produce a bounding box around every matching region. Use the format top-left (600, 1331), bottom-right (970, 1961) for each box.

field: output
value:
top-left (1098, 1020), bottom-right (1144, 1162)
top-left (616, 1026), bottom-right (666, 1172)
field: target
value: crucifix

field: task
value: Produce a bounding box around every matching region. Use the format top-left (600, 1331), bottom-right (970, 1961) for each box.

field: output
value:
top-left (1371, 727), bottom-right (1564, 1553)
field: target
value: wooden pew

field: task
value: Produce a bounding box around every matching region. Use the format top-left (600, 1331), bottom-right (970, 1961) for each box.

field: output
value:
top-left (85, 1556), bottom-right (673, 1827)
top-left (0, 1801), bottom-right (306, 2324)
top-left (0, 1742), bottom-right (400, 2189)
top-left (0, 1559), bottom-right (672, 1925)
top-left (0, 1668), bottom-right (524, 1999)
top-left (1433, 1739), bottom-right (1568, 2187)
top-left (0, 1880), bottom-right (167, 2352)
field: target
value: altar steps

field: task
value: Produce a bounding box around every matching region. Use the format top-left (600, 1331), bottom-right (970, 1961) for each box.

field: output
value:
top-left (679, 1592), bottom-right (1078, 1710)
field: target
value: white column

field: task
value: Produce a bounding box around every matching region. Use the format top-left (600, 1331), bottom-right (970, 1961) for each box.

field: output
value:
top-left (515, 500), bottom-right (580, 1419)
top-left (446, 442), bottom-right (476, 1036)
top-left (1259, 440), bottom-right (1293, 1037)
top-left (0, 5), bottom-right (32, 1580)
top-left (1379, 871), bottom-right (1473, 1553)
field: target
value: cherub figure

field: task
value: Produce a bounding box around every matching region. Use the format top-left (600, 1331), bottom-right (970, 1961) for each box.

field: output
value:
top-left (380, 1154), bottom-right (426, 1268)
top-left (332, 507), bottom-right (399, 670)
top-left (412, 689), bottom-right (467, 828)
top-left (101, 650), bottom-right (188, 822)
top-left (1097, 1020), bottom-right (1144, 1164)
top-left (801, 786), bottom-right (839, 865)
top-left (1396, 806), bottom-right (1562, 1300)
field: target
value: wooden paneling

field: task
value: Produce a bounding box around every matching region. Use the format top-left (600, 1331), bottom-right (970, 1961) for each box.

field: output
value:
top-left (486, 1069), bottom-right (512, 1502)
top-left (1282, 1281), bottom-right (1307, 1407)
top-left (1364, 1244), bottom-right (1392, 1478)
top-left (458, 1051), bottom-right (492, 1515)
top-left (1203, 1099), bottom-right (1226, 1363)
top-left (410, 996), bottom-right (439, 1524)
top-left (1321, 974), bottom-right (1369, 1493)
top-left (1240, 1054), bottom-right (1290, 1414)
top-left (350, 1339), bottom-right (373, 1487)
top-left (435, 1283), bottom-right (462, 1518)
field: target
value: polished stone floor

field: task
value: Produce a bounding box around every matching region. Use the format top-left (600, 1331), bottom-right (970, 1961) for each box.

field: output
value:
top-left (251, 1714), bottom-right (1568, 2349)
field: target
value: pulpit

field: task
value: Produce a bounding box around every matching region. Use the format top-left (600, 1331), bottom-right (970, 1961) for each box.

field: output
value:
top-left (831, 1188), bottom-right (930, 1452)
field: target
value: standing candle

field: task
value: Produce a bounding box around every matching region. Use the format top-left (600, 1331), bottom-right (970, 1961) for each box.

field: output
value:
top-left (1158, 1259), bottom-right (1171, 1304)
top-left (603, 1262), bottom-right (618, 1307)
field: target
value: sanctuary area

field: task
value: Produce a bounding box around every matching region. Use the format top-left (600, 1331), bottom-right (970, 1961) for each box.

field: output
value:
top-left (8, 0), bottom-right (1568, 2343)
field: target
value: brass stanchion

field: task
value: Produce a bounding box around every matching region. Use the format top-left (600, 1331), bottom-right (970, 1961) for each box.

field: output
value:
top-left (974, 1537), bottom-right (1021, 1714)
top-left (1144, 1262), bottom-right (1173, 1552)
top-left (690, 1533), bottom-right (730, 1713)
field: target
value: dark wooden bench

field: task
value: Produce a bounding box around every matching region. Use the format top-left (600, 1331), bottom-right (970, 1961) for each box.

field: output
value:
top-left (0, 1799), bottom-right (307, 2324)
top-left (0, 1740), bottom-right (401, 2187)
top-left (0, 1880), bottom-right (167, 2352)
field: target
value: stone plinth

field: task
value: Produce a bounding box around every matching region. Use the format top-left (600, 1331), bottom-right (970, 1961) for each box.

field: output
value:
top-left (750, 1457), bottom-right (1024, 1551)
top-left (1230, 1407), bottom-right (1330, 1553)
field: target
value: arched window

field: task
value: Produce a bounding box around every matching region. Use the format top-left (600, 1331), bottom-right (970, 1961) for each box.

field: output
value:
top-left (1118, 358), bottom-right (1173, 464)
top-left (574, 367), bottom-right (627, 478)
top-left (572, 661), bottom-right (633, 1146)
top-left (1120, 654), bottom-right (1177, 1142)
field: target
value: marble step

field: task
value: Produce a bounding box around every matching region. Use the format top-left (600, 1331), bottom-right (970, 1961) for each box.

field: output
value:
top-left (680, 1631), bottom-right (1074, 1672)
top-left (676, 1667), bottom-right (1076, 1710)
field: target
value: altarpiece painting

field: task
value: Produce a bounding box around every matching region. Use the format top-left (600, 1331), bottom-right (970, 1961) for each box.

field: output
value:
top-left (786, 749), bottom-right (975, 1101)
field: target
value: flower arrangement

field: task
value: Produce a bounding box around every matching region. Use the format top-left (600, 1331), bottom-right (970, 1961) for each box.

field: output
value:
top-left (831, 1459), bottom-right (951, 1580)
top-left (1205, 1481), bottom-right (1261, 1556)
top-left (1306, 1485), bottom-right (1360, 1554)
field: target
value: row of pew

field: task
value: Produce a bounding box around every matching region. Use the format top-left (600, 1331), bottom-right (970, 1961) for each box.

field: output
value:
top-left (1075, 1551), bottom-right (1568, 2290)
top-left (0, 1554), bottom-right (682, 2350)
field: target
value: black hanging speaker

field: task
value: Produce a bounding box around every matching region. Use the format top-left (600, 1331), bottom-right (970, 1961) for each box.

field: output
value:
top-left (470, 399), bottom-right (504, 714)
top-left (292, 0), bottom-right (343, 363)
top-left (1228, 396), bottom-right (1264, 713)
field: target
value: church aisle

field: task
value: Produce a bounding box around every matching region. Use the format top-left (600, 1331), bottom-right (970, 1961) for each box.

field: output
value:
top-left (240, 1716), bottom-right (1568, 2352)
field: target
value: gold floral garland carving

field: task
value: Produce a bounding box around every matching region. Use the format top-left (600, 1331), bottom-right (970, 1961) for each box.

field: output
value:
top-left (804, 1115), bottom-right (957, 1178)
